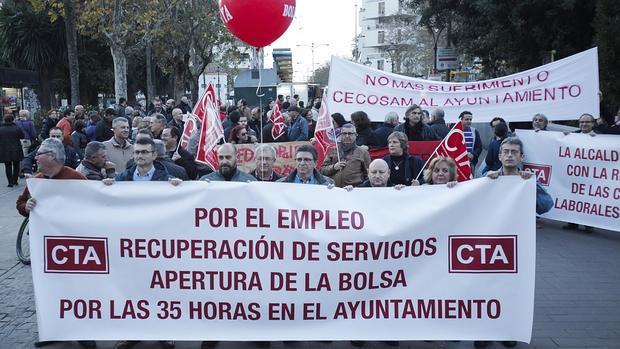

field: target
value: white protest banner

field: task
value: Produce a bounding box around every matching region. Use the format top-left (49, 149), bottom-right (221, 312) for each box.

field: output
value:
top-left (516, 130), bottom-right (620, 232)
top-left (327, 48), bottom-right (599, 123)
top-left (28, 177), bottom-right (535, 342)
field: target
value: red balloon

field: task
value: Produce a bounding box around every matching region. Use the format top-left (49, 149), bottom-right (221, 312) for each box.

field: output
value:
top-left (219, 0), bottom-right (296, 48)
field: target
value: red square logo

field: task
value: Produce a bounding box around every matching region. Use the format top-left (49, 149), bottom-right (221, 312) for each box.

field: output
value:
top-left (44, 236), bottom-right (109, 274)
top-left (522, 162), bottom-right (552, 186)
top-left (449, 235), bottom-right (517, 273)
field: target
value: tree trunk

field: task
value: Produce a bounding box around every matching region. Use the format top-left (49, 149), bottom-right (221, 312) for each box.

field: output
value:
top-left (146, 38), bottom-right (155, 103)
top-left (38, 67), bottom-right (53, 110)
top-left (63, 0), bottom-right (80, 106)
top-left (189, 76), bottom-right (199, 104)
top-left (110, 43), bottom-right (128, 102)
top-left (174, 59), bottom-right (186, 102)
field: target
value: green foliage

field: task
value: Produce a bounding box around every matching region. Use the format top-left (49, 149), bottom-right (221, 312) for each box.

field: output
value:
top-left (594, 0), bottom-right (620, 113)
top-left (0, 1), bottom-right (66, 70)
top-left (310, 63), bottom-right (330, 86)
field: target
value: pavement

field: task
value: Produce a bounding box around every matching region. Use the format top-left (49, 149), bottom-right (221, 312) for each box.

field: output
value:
top-left (0, 170), bottom-right (618, 349)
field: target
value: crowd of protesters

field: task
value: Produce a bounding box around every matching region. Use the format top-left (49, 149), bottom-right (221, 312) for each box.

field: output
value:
top-left (4, 91), bottom-right (619, 349)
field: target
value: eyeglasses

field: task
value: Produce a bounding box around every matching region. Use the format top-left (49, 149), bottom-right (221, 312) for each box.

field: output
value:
top-left (341, 132), bottom-right (356, 136)
top-left (411, 111), bottom-right (422, 115)
top-left (239, 132), bottom-right (247, 136)
top-left (35, 150), bottom-right (53, 157)
top-left (295, 157), bottom-right (315, 163)
top-left (133, 150), bottom-right (154, 155)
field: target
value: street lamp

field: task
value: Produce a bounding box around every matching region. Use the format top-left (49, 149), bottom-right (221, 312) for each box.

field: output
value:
top-left (296, 42), bottom-right (329, 76)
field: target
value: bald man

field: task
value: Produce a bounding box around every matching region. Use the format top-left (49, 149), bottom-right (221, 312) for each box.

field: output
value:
top-left (199, 143), bottom-right (256, 182)
top-left (344, 159), bottom-right (405, 190)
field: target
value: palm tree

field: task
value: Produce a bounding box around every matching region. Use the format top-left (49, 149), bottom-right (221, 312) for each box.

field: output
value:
top-left (0, 1), bottom-right (66, 109)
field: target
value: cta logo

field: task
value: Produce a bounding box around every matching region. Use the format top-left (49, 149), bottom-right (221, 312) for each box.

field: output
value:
top-left (522, 162), bottom-right (552, 186)
top-left (448, 235), bottom-right (517, 273)
top-left (44, 237), bottom-right (109, 274)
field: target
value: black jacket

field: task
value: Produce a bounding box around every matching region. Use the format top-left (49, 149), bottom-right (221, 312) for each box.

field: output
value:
top-left (382, 154), bottom-right (426, 185)
top-left (21, 144), bottom-right (79, 174)
top-left (394, 122), bottom-right (439, 141)
top-left (115, 161), bottom-right (171, 181)
top-left (0, 122), bottom-right (24, 162)
top-left (95, 119), bottom-right (114, 142)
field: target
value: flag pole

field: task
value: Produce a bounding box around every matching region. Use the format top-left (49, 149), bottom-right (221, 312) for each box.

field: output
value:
top-left (414, 121), bottom-right (459, 181)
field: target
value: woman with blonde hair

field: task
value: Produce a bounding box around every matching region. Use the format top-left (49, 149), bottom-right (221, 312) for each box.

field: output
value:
top-left (423, 156), bottom-right (458, 187)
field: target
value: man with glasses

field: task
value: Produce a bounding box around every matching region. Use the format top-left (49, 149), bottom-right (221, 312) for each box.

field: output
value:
top-left (277, 144), bottom-right (334, 185)
top-left (108, 137), bottom-right (173, 182)
top-left (104, 117), bottom-right (133, 175)
top-left (320, 123), bottom-right (371, 187)
top-left (483, 137), bottom-right (552, 349)
top-left (16, 138), bottom-right (94, 349)
top-left (21, 127), bottom-right (79, 176)
top-left (199, 143), bottom-right (256, 182)
top-left (251, 144), bottom-right (281, 181)
top-left (574, 113), bottom-right (598, 136)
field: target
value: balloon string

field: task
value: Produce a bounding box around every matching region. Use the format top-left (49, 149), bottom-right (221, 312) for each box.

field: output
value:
top-left (255, 47), bottom-right (265, 98)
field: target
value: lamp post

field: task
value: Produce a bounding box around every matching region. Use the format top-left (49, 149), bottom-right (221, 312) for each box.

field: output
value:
top-left (296, 42), bottom-right (329, 77)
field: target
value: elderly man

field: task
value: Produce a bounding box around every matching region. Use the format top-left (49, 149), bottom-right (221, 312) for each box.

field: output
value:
top-left (344, 159), bottom-right (406, 191)
top-left (251, 144), bottom-right (281, 181)
top-left (103, 117), bottom-right (133, 174)
top-left (16, 138), bottom-right (94, 349)
top-left (21, 127), bottom-right (79, 176)
top-left (373, 112), bottom-right (400, 147)
top-left (150, 113), bottom-right (167, 139)
top-left (428, 108), bottom-right (450, 139)
top-left (532, 113), bottom-right (548, 131)
top-left (153, 139), bottom-right (188, 180)
top-left (162, 126), bottom-right (198, 179)
top-left (287, 106), bottom-right (308, 141)
top-left (320, 123), bottom-right (371, 187)
top-left (277, 145), bottom-right (333, 185)
top-left (574, 113), bottom-right (598, 136)
top-left (200, 143), bottom-right (256, 182)
top-left (167, 108), bottom-right (184, 131)
top-left (176, 96), bottom-right (192, 114)
top-left (76, 141), bottom-right (116, 180)
top-left (74, 104), bottom-right (86, 120)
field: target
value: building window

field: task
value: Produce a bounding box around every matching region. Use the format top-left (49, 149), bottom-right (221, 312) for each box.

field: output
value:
top-left (378, 30), bottom-right (385, 44)
top-left (378, 2), bottom-right (385, 16)
top-left (377, 60), bottom-right (385, 71)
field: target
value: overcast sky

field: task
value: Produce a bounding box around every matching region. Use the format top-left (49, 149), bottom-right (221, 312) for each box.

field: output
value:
top-left (264, 0), bottom-right (361, 82)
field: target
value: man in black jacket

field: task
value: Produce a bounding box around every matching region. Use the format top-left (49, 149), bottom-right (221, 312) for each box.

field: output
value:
top-left (162, 126), bottom-right (198, 179)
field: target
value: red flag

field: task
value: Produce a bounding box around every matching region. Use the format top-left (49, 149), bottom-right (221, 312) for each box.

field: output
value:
top-left (192, 84), bottom-right (218, 123)
top-left (270, 103), bottom-right (285, 140)
top-left (313, 94), bottom-right (337, 167)
top-left (195, 83), bottom-right (225, 170)
top-left (434, 121), bottom-right (473, 182)
top-left (179, 115), bottom-right (197, 149)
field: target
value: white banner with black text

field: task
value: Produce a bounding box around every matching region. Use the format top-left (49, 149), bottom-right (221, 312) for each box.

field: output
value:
top-left (327, 48), bottom-right (599, 122)
top-left (516, 130), bottom-right (619, 231)
top-left (28, 177), bottom-right (536, 342)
